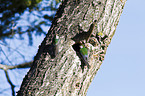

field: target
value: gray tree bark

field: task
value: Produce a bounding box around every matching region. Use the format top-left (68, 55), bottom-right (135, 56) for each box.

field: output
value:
top-left (17, 0), bottom-right (126, 95)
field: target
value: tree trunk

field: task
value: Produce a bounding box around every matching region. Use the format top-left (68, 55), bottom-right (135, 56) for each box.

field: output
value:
top-left (17, 0), bottom-right (126, 95)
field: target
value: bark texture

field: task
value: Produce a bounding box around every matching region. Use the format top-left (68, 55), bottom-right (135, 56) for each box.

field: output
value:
top-left (17, 0), bottom-right (126, 95)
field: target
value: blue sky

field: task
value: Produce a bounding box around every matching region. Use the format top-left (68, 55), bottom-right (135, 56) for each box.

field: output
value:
top-left (87, 0), bottom-right (145, 96)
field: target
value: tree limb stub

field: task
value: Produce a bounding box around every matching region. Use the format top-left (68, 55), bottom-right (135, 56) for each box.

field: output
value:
top-left (0, 61), bottom-right (32, 70)
top-left (17, 0), bottom-right (126, 95)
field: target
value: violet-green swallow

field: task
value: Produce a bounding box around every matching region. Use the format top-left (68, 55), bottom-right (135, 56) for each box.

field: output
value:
top-left (51, 34), bottom-right (59, 58)
top-left (79, 44), bottom-right (90, 69)
top-left (54, 35), bottom-right (59, 45)
top-left (54, 34), bottom-right (59, 54)
top-left (72, 43), bottom-right (90, 69)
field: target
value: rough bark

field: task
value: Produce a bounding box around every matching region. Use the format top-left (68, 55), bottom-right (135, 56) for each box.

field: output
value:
top-left (17, 0), bottom-right (126, 95)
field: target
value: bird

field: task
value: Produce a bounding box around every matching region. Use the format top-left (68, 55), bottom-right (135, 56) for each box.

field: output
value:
top-left (79, 44), bottom-right (90, 69)
top-left (53, 34), bottom-right (59, 55)
top-left (49, 34), bottom-right (59, 58)
top-left (54, 34), bottom-right (59, 45)
top-left (72, 42), bottom-right (90, 70)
